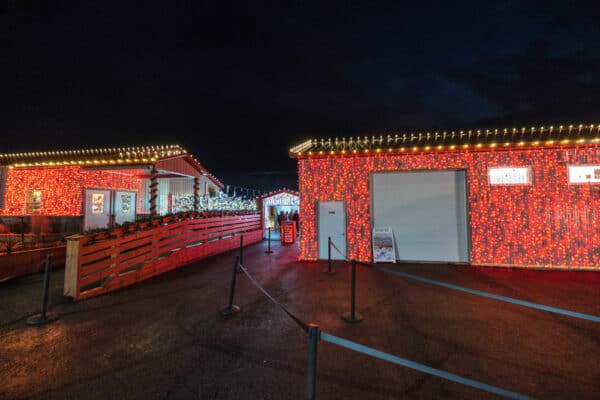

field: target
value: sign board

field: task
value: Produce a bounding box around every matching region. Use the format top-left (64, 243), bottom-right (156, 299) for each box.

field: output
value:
top-left (489, 167), bottom-right (530, 185)
top-left (281, 221), bottom-right (297, 244)
top-left (568, 165), bottom-right (600, 183)
top-left (372, 227), bottom-right (396, 263)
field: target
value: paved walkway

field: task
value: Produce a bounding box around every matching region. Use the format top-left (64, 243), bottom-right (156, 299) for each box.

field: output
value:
top-left (1, 240), bottom-right (599, 399)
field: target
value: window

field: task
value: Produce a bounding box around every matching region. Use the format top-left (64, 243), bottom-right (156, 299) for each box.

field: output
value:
top-left (26, 190), bottom-right (42, 214)
top-left (488, 167), bottom-right (531, 185)
top-left (568, 165), bottom-right (600, 184)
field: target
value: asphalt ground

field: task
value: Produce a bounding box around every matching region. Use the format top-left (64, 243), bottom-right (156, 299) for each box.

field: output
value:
top-left (1, 240), bottom-right (599, 399)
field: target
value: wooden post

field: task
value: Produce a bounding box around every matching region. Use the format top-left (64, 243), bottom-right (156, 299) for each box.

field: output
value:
top-left (150, 165), bottom-right (158, 217)
top-left (63, 234), bottom-right (84, 299)
top-left (193, 177), bottom-right (200, 212)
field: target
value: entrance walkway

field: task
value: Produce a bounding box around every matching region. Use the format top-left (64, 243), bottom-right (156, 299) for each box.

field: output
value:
top-left (0, 240), bottom-right (599, 399)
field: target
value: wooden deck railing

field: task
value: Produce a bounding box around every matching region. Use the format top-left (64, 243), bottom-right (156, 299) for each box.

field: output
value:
top-left (64, 213), bottom-right (262, 300)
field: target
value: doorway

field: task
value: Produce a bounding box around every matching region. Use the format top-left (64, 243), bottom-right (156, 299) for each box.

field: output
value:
top-left (84, 189), bottom-right (112, 230)
top-left (318, 201), bottom-right (346, 260)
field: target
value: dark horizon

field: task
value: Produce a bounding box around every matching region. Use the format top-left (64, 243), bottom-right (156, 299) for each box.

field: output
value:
top-left (3, 1), bottom-right (600, 190)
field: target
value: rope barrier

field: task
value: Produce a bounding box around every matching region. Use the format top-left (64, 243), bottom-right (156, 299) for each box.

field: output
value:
top-left (320, 331), bottom-right (534, 400)
top-left (238, 263), bottom-right (309, 332)
top-left (375, 266), bottom-right (600, 324)
top-left (329, 240), bottom-right (349, 261)
top-left (228, 257), bottom-right (534, 399)
top-left (324, 241), bottom-right (600, 324)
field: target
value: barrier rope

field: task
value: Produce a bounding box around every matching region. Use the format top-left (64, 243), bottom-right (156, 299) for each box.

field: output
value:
top-left (319, 331), bottom-right (534, 400)
top-left (232, 258), bottom-right (534, 399)
top-left (238, 263), bottom-right (310, 332)
top-left (330, 254), bottom-right (600, 323)
top-left (329, 240), bottom-right (349, 261)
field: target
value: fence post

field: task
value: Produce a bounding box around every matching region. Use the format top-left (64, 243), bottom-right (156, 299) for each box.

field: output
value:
top-left (219, 256), bottom-right (241, 317)
top-left (27, 254), bottom-right (58, 326)
top-left (237, 234), bottom-right (244, 273)
top-left (342, 259), bottom-right (363, 323)
top-left (322, 237), bottom-right (335, 275)
top-left (306, 323), bottom-right (320, 400)
top-left (265, 227), bottom-right (273, 254)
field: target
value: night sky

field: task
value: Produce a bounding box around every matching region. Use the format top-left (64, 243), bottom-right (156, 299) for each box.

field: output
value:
top-left (2, 1), bottom-right (600, 190)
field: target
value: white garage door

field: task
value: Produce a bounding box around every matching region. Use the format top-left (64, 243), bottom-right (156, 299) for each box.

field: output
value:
top-left (372, 170), bottom-right (468, 262)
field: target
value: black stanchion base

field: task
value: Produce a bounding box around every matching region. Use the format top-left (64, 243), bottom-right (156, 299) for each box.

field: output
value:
top-left (219, 305), bottom-right (241, 317)
top-left (26, 312), bottom-right (59, 326)
top-left (265, 250), bottom-right (273, 254)
top-left (321, 269), bottom-right (336, 275)
top-left (341, 311), bottom-right (363, 323)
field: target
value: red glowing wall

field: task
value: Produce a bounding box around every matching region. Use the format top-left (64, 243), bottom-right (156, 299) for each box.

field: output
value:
top-left (298, 147), bottom-right (600, 269)
top-left (0, 166), bottom-right (142, 216)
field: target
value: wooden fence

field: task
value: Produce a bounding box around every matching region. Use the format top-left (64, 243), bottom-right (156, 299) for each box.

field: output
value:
top-left (64, 213), bottom-right (262, 300)
top-left (0, 245), bottom-right (66, 282)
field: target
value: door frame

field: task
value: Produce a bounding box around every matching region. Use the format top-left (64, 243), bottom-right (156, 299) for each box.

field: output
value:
top-left (317, 200), bottom-right (347, 260)
top-left (369, 169), bottom-right (471, 263)
top-left (83, 188), bottom-right (113, 231)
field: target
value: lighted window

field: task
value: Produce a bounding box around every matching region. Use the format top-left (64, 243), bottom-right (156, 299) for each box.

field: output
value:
top-left (488, 167), bottom-right (531, 185)
top-left (26, 190), bottom-right (42, 214)
top-left (568, 165), bottom-right (600, 183)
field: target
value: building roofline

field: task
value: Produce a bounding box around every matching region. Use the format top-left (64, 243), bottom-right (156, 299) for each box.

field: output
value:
top-left (290, 123), bottom-right (600, 158)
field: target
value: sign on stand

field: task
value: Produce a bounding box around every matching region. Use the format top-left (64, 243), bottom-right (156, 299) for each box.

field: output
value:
top-left (281, 221), bottom-right (297, 244)
top-left (372, 227), bottom-right (396, 262)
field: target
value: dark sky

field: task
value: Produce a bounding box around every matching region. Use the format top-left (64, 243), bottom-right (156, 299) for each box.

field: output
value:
top-left (2, 1), bottom-right (600, 190)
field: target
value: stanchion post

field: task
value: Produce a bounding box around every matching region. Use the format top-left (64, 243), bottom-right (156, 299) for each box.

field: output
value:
top-left (237, 234), bottom-right (244, 273)
top-left (306, 323), bottom-right (320, 400)
top-left (322, 237), bottom-right (335, 275)
top-left (219, 256), bottom-right (241, 317)
top-left (26, 254), bottom-right (58, 326)
top-left (328, 237), bottom-right (332, 272)
top-left (265, 227), bottom-right (273, 254)
top-left (342, 259), bottom-right (363, 323)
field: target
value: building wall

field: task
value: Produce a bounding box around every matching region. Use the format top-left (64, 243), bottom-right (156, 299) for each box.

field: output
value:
top-left (298, 146), bottom-right (600, 269)
top-left (0, 166), bottom-right (141, 216)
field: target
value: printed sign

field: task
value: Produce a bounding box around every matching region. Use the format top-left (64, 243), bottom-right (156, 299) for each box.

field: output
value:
top-left (372, 227), bottom-right (396, 263)
top-left (489, 167), bottom-right (530, 185)
top-left (92, 194), bottom-right (104, 214)
top-left (120, 194), bottom-right (132, 214)
top-left (281, 222), bottom-right (296, 244)
top-left (568, 165), bottom-right (600, 183)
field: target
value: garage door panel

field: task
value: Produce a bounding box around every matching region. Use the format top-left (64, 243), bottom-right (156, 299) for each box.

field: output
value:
top-left (372, 171), bottom-right (468, 262)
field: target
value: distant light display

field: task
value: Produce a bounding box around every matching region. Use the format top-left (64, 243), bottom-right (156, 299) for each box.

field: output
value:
top-left (0, 166), bottom-right (141, 216)
top-left (298, 146), bottom-right (600, 269)
top-left (263, 192), bottom-right (300, 207)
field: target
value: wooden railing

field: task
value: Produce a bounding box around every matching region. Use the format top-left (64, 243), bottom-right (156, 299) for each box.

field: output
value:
top-left (64, 213), bottom-right (262, 300)
top-left (0, 245), bottom-right (66, 282)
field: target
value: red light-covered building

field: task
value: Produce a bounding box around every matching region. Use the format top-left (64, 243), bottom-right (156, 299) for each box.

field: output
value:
top-left (0, 145), bottom-right (223, 234)
top-left (291, 124), bottom-right (600, 270)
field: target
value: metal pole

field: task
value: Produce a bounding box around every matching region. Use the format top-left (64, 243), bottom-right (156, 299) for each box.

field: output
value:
top-left (342, 259), bottom-right (363, 323)
top-left (322, 236), bottom-right (335, 275)
top-left (237, 234), bottom-right (244, 273)
top-left (306, 323), bottom-right (320, 400)
top-left (27, 254), bottom-right (58, 326)
top-left (265, 227), bottom-right (273, 254)
top-left (219, 256), bottom-right (241, 317)
top-left (350, 259), bottom-right (356, 318)
top-left (21, 216), bottom-right (25, 245)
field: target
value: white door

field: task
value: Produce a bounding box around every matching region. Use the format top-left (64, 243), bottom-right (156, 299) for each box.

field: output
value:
top-left (318, 201), bottom-right (346, 260)
top-left (84, 189), bottom-right (112, 230)
top-left (114, 190), bottom-right (136, 225)
top-left (372, 171), bottom-right (469, 262)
